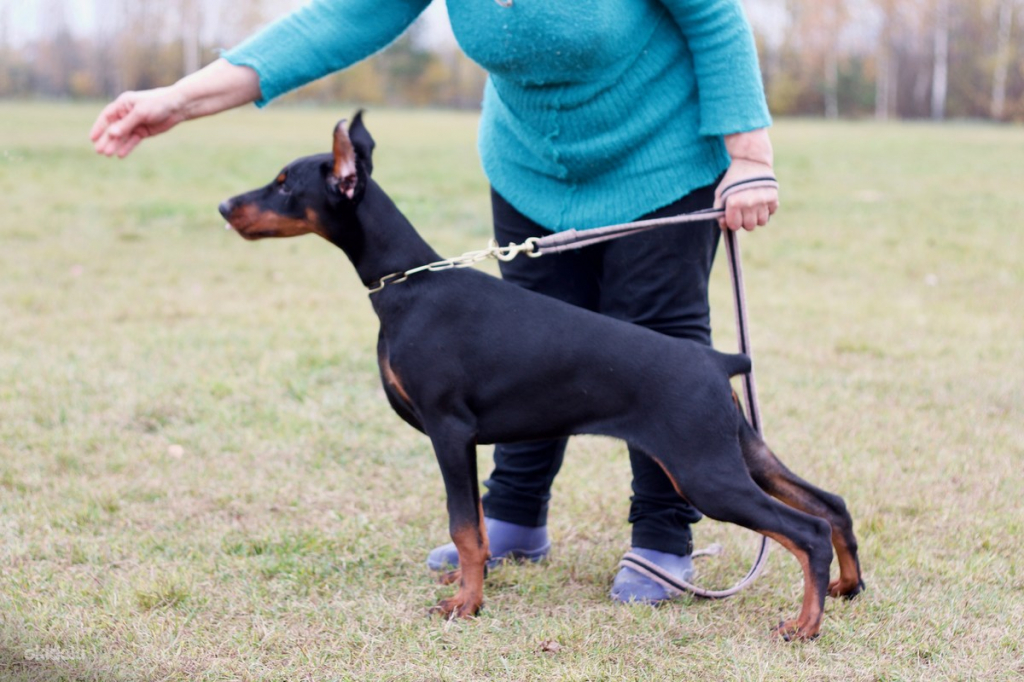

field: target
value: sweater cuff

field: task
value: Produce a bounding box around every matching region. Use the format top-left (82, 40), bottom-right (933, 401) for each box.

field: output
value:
top-left (221, 50), bottom-right (273, 108)
top-left (697, 94), bottom-right (772, 137)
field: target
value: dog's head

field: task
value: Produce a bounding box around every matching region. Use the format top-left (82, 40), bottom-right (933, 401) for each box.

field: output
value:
top-left (219, 112), bottom-right (375, 241)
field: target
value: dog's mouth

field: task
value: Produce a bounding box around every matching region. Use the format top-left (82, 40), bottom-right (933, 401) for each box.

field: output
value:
top-left (218, 201), bottom-right (325, 241)
top-left (221, 216), bottom-right (262, 241)
top-left (219, 201), bottom-right (269, 240)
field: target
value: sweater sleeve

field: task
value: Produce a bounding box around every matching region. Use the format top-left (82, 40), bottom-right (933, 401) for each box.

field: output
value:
top-left (661, 0), bottom-right (771, 136)
top-left (222, 0), bottom-right (431, 107)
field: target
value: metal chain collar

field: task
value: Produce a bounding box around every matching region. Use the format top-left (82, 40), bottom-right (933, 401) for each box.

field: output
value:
top-left (368, 237), bottom-right (541, 294)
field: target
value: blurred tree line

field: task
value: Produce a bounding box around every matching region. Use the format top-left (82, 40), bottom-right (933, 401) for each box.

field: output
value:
top-left (759, 0), bottom-right (1024, 120)
top-left (1, 0), bottom-right (1022, 120)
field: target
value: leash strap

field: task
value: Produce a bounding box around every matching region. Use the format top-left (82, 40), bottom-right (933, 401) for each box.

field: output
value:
top-left (367, 176), bottom-right (779, 293)
top-left (724, 227), bottom-right (763, 436)
top-left (530, 177), bottom-right (779, 256)
top-left (620, 535), bottom-right (770, 600)
top-left (557, 175), bottom-right (773, 599)
top-left (718, 176), bottom-right (780, 205)
top-left (616, 226), bottom-right (771, 600)
top-left (532, 208), bottom-right (723, 254)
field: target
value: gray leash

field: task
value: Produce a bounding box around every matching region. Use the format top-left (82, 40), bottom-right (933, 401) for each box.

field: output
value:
top-left (531, 176), bottom-right (777, 599)
top-left (369, 177), bottom-right (778, 598)
top-left (618, 224), bottom-right (770, 600)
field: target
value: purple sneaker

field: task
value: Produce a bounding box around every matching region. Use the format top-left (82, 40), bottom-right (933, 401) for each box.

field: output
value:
top-left (426, 518), bottom-right (550, 571)
top-left (610, 547), bottom-right (695, 605)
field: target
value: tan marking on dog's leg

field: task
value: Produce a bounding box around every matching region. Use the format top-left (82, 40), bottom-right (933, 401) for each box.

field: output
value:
top-left (477, 500), bottom-right (491, 567)
top-left (763, 531), bottom-right (825, 641)
top-left (436, 503), bottom-right (490, 589)
top-left (431, 515), bottom-right (487, 619)
top-left (828, 530), bottom-right (863, 597)
top-left (738, 422), bottom-right (863, 603)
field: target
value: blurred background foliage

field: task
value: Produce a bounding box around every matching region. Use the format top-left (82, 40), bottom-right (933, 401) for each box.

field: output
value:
top-left (1, 0), bottom-right (1022, 120)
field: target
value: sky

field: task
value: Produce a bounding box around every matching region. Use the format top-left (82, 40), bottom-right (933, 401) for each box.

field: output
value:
top-left (5, 0), bottom-right (794, 51)
top-left (4, 0), bottom-right (822, 56)
top-left (0, 0), bottom-right (455, 48)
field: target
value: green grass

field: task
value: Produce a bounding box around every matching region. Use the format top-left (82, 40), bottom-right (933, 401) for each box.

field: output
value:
top-left (1, 102), bottom-right (1022, 681)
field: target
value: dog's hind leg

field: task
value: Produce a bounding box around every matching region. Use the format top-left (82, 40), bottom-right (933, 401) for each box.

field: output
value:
top-left (736, 413), bottom-right (864, 599)
top-left (425, 423), bottom-right (490, 619)
top-left (649, 442), bottom-right (834, 641)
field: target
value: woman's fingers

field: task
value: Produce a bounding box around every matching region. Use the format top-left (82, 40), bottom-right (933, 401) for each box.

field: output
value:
top-left (91, 88), bottom-right (181, 158)
top-left (742, 206), bottom-right (759, 232)
top-left (102, 106), bottom-right (148, 155)
top-left (719, 187), bottom-right (778, 231)
top-left (723, 201), bottom-right (743, 231)
top-left (90, 94), bottom-right (137, 150)
top-left (117, 134), bottom-right (145, 159)
top-left (89, 95), bottom-right (130, 142)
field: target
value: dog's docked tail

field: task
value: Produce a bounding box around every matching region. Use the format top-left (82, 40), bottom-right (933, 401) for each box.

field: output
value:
top-left (709, 349), bottom-right (752, 378)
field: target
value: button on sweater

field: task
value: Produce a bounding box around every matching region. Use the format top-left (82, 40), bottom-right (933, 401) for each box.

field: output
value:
top-left (223, 0), bottom-right (771, 231)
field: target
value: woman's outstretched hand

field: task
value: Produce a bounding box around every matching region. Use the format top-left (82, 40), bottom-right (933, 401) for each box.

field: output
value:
top-left (89, 59), bottom-right (262, 158)
top-left (90, 87), bottom-right (186, 158)
top-left (715, 128), bottom-right (780, 232)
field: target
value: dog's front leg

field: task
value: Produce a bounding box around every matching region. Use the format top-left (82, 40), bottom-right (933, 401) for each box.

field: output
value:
top-left (426, 424), bottom-right (489, 619)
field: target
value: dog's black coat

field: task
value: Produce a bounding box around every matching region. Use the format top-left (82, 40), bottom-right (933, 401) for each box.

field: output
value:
top-left (219, 114), bottom-right (863, 639)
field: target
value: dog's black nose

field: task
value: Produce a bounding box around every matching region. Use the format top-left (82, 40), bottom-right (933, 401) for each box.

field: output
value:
top-left (218, 200), bottom-right (232, 219)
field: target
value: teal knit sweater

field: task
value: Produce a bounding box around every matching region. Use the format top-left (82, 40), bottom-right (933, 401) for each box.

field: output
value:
top-left (223, 0), bottom-right (771, 231)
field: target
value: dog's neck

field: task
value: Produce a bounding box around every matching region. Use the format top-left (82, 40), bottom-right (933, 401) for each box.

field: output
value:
top-left (328, 180), bottom-right (441, 289)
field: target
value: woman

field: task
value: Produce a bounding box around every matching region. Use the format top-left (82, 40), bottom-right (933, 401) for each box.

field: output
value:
top-left (91, 0), bottom-right (779, 605)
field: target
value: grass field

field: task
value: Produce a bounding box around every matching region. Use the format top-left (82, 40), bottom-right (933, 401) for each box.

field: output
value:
top-left (1, 102), bottom-right (1022, 681)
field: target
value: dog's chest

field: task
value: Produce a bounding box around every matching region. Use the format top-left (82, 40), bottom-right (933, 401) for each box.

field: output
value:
top-left (376, 341), bottom-right (425, 432)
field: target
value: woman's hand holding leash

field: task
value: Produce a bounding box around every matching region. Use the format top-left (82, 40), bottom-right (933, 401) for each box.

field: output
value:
top-left (716, 128), bottom-right (780, 232)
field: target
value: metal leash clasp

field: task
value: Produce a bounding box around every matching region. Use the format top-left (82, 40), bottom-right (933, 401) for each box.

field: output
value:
top-left (367, 237), bottom-right (543, 295)
top-left (490, 237), bottom-right (541, 262)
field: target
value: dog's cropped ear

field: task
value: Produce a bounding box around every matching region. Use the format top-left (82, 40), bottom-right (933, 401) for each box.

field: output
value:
top-left (348, 110), bottom-right (375, 176)
top-left (330, 118), bottom-right (358, 199)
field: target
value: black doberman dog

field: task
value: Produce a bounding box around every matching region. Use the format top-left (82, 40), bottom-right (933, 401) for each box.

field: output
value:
top-left (219, 114), bottom-right (863, 640)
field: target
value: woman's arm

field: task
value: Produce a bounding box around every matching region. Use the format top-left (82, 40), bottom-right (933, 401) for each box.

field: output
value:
top-left (661, 0), bottom-right (778, 230)
top-left (91, 0), bottom-right (430, 157)
top-left (90, 59), bottom-right (261, 158)
top-left (660, 0), bottom-right (772, 136)
top-left (221, 0), bottom-right (430, 106)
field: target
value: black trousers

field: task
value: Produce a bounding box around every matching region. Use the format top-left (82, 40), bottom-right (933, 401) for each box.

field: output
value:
top-left (482, 182), bottom-right (722, 555)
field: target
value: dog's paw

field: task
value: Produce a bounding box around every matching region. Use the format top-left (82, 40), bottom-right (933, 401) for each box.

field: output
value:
top-left (771, 619), bottom-right (820, 642)
top-left (828, 577), bottom-right (865, 600)
top-left (438, 568), bottom-right (461, 586)
top-left (429, 594), bottom-right (482, 619)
